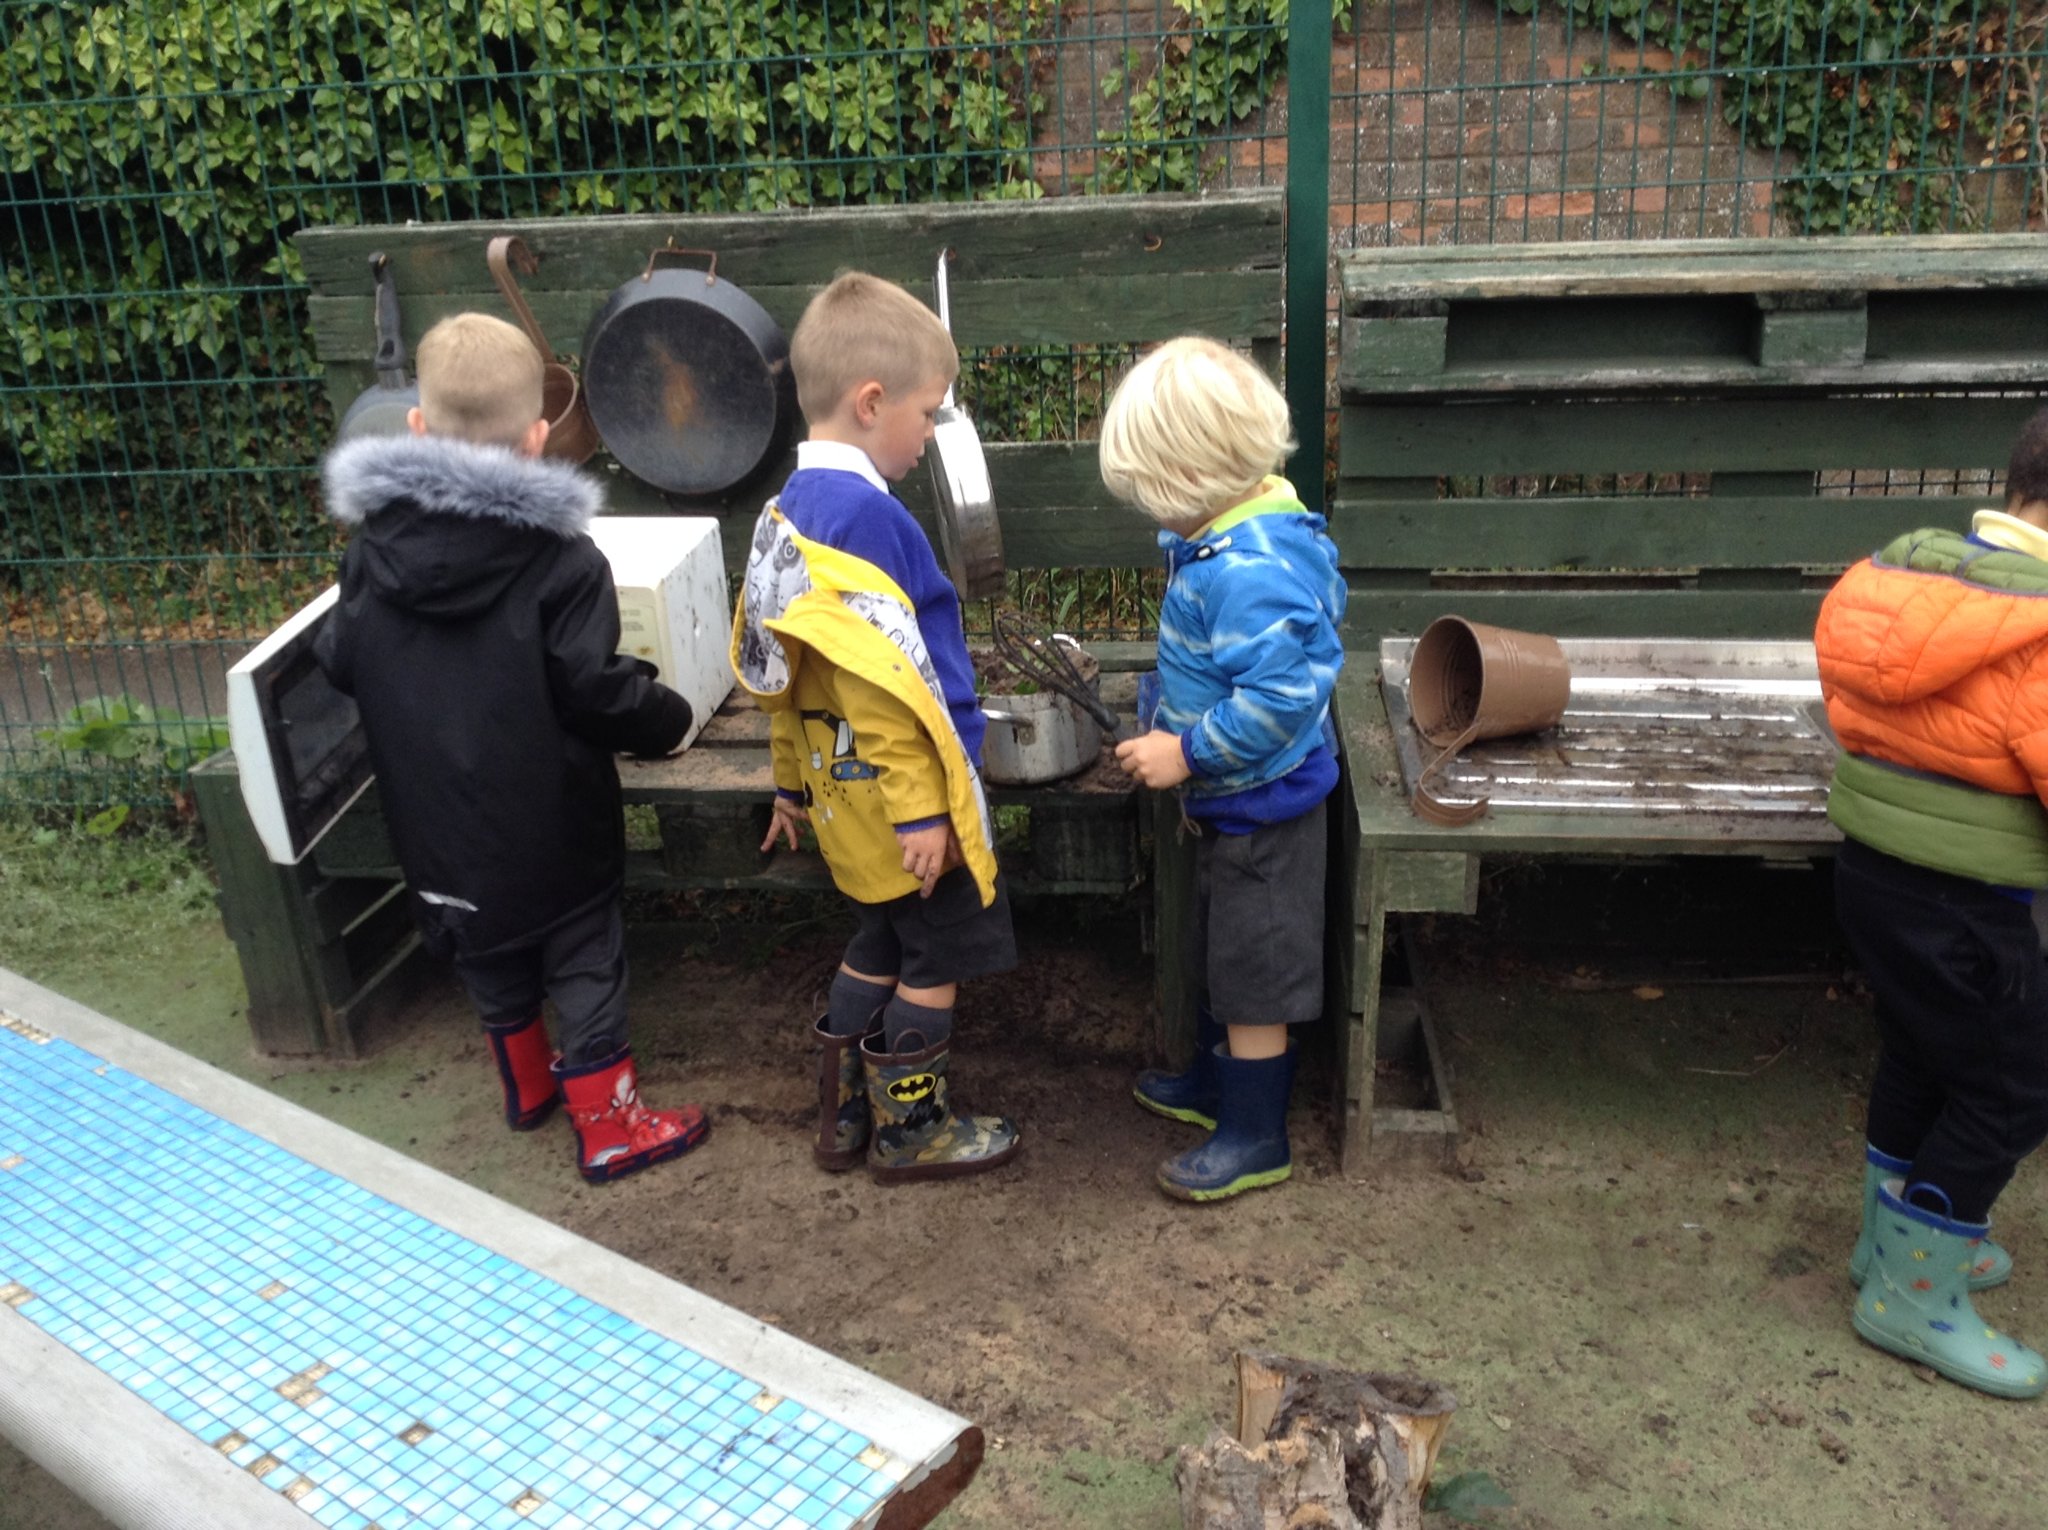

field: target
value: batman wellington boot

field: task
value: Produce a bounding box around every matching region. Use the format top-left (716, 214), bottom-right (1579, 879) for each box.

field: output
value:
top-left (1849, 1144), bottom-right (2009, 1291)
top-left (482, 1011), bottom-right (558, 1131)
top-left (1853, 1181), bottom-right (2045, 1399)
top-left (814, 1015), bottom-right (882, 1171)
top-left (1134, 1005), bottom-right (1224, 1129)
top-left (861, 1030), bottom-right (1020, 1183)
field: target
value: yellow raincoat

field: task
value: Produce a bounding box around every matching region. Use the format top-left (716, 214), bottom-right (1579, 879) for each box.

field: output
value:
top-left (730, 504), bottom-right (998, 905)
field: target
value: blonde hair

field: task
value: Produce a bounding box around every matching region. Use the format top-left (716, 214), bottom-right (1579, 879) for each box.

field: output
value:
top-left (789, 271), bottom-right (960, 424)
top-left (1099, 337), bottom-right (1297, 527)
top-left (413, 312), bottom-right (544, 448)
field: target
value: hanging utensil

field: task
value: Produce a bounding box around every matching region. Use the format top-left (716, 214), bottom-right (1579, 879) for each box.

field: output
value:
top-left (335, 253), bottom-right (419, 443)
top-left (927, 248), bottom-right (1006, 600)
top-left (580, 244), bottom-right (797, 497)
top-left (486, 235), bottom-right (600, 465)
top-left (990, 607), bottom-right (1119, 731)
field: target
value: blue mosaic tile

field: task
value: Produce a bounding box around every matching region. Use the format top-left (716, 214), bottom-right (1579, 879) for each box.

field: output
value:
top-left (0, 1023), bottom-right (900, 1530)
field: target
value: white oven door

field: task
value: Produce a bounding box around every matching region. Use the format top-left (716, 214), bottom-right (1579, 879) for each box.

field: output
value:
top-left (225, 586), bottom-right (372, 865)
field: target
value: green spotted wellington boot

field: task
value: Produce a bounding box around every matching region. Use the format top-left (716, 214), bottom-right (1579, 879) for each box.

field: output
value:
top-left (860, 1030), bottom-right (1021, 1184)
top-left (1852, 1180), bottom-right (2046, 1400)
top-left (813, 1015), bottom-right (882, 1172)
top-left (1849, 1144), bottom-right (2009, 1291)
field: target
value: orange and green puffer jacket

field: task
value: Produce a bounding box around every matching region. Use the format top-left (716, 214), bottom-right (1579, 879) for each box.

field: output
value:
top-left (1816, 525), bottom-right (2048, 887)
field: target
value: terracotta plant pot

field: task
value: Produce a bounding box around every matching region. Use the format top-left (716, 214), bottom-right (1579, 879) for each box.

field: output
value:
top-left (1407, 615), bottom-right (1571, 825)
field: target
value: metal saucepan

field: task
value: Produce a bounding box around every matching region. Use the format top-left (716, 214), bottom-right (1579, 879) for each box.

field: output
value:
top-left (580, 244), bottom-right (797, 497)
top-left (927, 249), bottom-right (1005, 600)
top-left (336, 253), bottom-right (419, 443)
top-left (991, 607), bottom-right (1119, 731)
top-left (982, 636), bottom-right (1104, 785)
top-left (486, 235), bottom-right (599, 464)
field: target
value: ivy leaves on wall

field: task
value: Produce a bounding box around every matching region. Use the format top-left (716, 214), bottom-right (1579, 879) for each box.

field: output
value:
top-left (1520, 0), bottom-right (2046, 233)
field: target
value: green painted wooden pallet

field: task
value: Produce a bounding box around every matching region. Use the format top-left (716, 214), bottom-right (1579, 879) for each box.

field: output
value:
top-left (1330, 234), bottom-right (2048, 1172)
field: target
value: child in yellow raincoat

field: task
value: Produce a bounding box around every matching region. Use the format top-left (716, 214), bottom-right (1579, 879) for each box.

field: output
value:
top-left (731, 272), bottom-right (1021, 1184)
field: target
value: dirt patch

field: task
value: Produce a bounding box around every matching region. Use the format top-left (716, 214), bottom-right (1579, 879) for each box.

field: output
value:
top-left (10, 880), bottom-right (2048, 1528)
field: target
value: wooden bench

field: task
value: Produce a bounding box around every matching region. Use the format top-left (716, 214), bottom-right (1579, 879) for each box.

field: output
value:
top-left (1327, 234), bottom-right (2048, 1172)
top-left (197, 193), bottom-right (1286, 1057)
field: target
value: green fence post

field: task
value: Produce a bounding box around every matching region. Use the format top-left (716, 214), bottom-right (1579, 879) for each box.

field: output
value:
top-left (1285, 1), bottom-right (1333, 514)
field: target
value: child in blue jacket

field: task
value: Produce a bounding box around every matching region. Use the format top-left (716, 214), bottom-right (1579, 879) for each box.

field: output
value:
top-left (1102, 337), bottom-right (1346, 1201)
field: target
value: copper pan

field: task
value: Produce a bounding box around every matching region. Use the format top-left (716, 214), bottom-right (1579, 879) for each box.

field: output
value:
top-left (485, 236), bottom-right (599, 464)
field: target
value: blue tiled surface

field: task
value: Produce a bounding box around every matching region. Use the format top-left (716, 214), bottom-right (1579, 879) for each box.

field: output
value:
top-left (0, 1021), bottom-right (899, 1529)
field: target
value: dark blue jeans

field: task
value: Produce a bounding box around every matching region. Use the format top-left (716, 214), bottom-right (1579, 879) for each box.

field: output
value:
top-left (1835, 838), bottom-right (2048, 1222)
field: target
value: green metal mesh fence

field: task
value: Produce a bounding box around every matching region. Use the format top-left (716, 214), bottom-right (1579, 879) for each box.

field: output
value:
top-left (0, 0), bottom-right (1289, 807)
top-left (1330, 0), bottom-right (2046, 245)
top-left (2, 0), bottom-right (2042, 808)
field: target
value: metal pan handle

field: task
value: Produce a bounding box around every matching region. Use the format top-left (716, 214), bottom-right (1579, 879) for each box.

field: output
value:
top-left (485, 236), bottom-right (562, 365)
top-left (934, 248), bottom-right (958, 408)
top-left (369, 253), bottom-right (406, 385)
top-left (644, 244), bottom-right (719, 285)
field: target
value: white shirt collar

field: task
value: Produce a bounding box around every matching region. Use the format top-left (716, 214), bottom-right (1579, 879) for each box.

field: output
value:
top-left (797, 439), bottom-right (888, 494)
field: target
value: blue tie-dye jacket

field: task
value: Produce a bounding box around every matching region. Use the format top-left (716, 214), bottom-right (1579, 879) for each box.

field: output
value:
top-left (1154, 477), bottom-right (1347, 799)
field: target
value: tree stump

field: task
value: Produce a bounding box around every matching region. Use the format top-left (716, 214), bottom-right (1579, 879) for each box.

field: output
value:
top-left (1175, 1352), bottom-right (1457, 1530)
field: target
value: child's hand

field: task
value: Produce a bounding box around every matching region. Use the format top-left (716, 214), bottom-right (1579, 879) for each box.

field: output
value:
top-left (762, 795), bottom-right (808, 852)
top-left (1115, 729), bottom-right (1191, 789)
top-left (897, 822), bottom-right (952, 897)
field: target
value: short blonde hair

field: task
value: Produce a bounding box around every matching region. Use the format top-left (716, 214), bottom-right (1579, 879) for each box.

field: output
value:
top-left (789, 271), bottom-right (960, 424)
top-left (413, 312), bottom-right (544, 448)
top-left (1099, 337), bottom-right (1297, 527)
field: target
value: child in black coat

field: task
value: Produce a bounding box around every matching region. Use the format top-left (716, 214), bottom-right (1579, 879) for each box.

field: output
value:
top-left (317, 312), bottom-right (707, 1183)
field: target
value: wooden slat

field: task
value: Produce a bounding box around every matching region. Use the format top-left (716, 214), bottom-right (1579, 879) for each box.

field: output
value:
top-left (1867, 291), bottom-right (2048, 363)
top-left (307, 266), bottom-right (1279, 364)
top-left (595, 442), bottom-right (1159, 570)
top-left (1340, 583), bottom-right (1826, 640)
top-left (302, 426), bottom-right (1159, 570)
top-left (189, 757), bottom-right (332, 1056)
top-left (1329, 494), bottom-right (1975, 572)
top-left (1337, 232), bottom-right (2048, 307)
top-left (1382, 850), bottom-right (1479, 914)
top-left (295, 192), bottom-right (1284, 294)
top-left (1441, 295), bottom-right (1755, 368)
top-left (1340, 286), bottom-right (2048, 398)
top-left (1339, 356), bottom-right (2048, 398)
top-left (1339, 395), bottom-right (2035, 478)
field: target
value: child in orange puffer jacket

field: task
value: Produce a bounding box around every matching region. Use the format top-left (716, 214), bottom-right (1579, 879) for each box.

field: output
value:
top-left (1814, 404), bottom-right (2048, 1400)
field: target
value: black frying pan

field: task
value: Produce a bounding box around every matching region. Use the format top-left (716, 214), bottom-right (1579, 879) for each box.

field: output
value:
top-left (580, 245), bottom-right (797, 496)
top-left (336, 254), bottom-right (418, 443)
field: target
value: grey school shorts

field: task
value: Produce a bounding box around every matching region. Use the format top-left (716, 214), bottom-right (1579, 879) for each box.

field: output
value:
top-left (843, 868), bottom-right (1018, 990)
top-left (1193, 801), bottom-right (1328, 1027)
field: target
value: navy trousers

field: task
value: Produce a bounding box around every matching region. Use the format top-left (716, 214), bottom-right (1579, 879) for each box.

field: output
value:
top-left (1835, 837), bottom-right (2048, 1222)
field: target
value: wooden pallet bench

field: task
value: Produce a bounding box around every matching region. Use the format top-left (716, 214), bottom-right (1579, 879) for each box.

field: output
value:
top-left (196, 193), bottom-right (1285, 1059)
top-left (1328, 233), bottom-right (2048, 1172)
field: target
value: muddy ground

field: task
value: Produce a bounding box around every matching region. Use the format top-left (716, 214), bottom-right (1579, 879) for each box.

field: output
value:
top-left (7, 863), bottom-right (2048, 1529)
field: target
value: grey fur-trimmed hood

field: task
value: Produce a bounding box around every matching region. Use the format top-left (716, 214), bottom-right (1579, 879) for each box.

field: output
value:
top-left (323, 432), bottom-right (603, 537)
top-left (322, 433), bottom-right (609, 621)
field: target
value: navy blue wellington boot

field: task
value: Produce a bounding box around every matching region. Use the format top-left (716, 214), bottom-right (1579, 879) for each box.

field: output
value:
top-left (1158, 1043), bottom-right (1296, 1203)
top-left (1134, 1006), bottom-right (1225, 1129)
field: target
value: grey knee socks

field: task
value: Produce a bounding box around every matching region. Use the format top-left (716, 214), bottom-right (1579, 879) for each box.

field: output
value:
top-left (882, 996), bottom-right (952, 1052)
top-left (825, 972), bottom-right (896, 1036)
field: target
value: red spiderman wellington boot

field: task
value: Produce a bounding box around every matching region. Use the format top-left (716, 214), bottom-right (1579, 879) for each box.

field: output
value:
top-left (552, 1048), bottom-right (710, 1184)
top-left (481, 1012), bottom-right (558, 1131)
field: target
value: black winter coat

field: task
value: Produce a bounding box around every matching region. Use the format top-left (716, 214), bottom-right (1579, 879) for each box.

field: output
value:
top-left (315, 433), bottom-right (691, 958)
